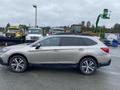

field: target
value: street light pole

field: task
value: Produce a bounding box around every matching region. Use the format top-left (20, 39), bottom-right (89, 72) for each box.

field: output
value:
top-left (33, 5), bottom-right (37, 28)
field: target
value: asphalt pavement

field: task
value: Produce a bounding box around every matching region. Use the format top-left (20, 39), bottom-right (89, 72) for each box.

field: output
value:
top-left (0, 47), bottom-right (120, 90)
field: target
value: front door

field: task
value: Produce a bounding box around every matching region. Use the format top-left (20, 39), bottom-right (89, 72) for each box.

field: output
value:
top-left (28, 37), bottom-right (61, 64)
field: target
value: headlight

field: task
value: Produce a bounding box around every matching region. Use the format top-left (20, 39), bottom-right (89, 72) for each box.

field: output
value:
top-left (0, 48), bottom-right (10, 53)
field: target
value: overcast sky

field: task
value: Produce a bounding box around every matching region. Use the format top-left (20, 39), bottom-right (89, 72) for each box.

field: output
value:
top-left (0, 0), bottom-right (119, 27)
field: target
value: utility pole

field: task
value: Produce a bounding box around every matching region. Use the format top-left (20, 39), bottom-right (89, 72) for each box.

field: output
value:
top-left (33, 5), bottom-right (37, 28)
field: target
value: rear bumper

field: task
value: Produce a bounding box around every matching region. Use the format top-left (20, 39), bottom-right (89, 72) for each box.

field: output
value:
top-left (0, 57), bottom-right (7, 66)
top-left (98, 59), bottom-right (111, 67)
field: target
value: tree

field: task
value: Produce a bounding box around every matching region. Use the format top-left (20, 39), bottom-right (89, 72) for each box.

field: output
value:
top-left (0, 27), bottom-right (4, 32)
top-left (91, 25), bottom-right (95, 32)
top-left (81, 21), bottom-right (85, 27)
top-left (86, 21), bottom-right (91, 28)
top-left (19, 24), bottom-right (28, 30)
top-left (112, 23), bottom-right (120, 33)
top-left (5, 23), bottom-right (10, 32)
top-left (81, 21), bottom-right (85, 32)
top-left (85, 21), bottom-right (91, 32)
top-left (6, 23), bottom-right (10, 28)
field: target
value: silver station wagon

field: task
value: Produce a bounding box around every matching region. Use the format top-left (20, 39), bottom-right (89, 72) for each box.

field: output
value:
top-left (0, 35), bottom-right (111, 75)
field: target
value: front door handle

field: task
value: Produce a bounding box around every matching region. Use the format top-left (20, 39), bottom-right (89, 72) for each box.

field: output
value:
top-left (79, 48), bottom-right (84, 51)
top-left (53, 49), bottom-right (59, 52)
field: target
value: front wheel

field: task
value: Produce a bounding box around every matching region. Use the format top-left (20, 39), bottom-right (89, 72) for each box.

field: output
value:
top-left (79, 57), bottom-right (97, 75)
top-left (8, 55), bottom-right (28, 73)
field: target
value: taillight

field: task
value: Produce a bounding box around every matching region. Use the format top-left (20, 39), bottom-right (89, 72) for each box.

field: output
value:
top-left (101, 48), bottom-right (109, 53)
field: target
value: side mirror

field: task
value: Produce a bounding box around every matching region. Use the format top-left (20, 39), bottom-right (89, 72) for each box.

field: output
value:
top-left (35, 44), bottom-right (41, 49)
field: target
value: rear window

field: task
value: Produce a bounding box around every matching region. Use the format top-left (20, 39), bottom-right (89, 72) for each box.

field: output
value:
top-left (60, 37), bottom-right (97, 46)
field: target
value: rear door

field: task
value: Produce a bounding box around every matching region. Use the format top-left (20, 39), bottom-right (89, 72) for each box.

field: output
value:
top-left (55, 37), bottom-right (86, 63)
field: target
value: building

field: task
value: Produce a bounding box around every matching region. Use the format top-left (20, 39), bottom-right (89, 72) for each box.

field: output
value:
top-left (71, 24), bottom-right (82, 33)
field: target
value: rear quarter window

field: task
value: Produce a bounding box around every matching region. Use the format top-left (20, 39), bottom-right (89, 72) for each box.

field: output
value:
top-left (83, 38), bottom-right (97, 46)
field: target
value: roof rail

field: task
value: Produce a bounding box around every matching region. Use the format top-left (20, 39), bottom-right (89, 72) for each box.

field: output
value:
top-left (54, 32), bottom-right (93, 36)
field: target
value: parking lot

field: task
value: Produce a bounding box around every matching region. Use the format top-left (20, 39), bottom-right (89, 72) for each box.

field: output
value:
top-left (0, 47), bottom-right (120, 90)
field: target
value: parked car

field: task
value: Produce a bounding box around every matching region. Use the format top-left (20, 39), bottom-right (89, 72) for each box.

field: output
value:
top-left (0, 35), bottom-right (111, 75)
top-left (103, 39), bottom-right (111, 46)
top-left (49, 27), bottom-right (65, 35)
top-left (26, 28), bottom-right (43, 41)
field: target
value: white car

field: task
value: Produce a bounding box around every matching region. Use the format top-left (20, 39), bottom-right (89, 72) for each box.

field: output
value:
top-left (0, 35), bottom-right (111, 75)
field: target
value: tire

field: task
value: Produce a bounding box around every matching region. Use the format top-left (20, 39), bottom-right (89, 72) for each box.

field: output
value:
top-left (78, 57), bottom-right (97, 75)
top-left (8, 55), bottom-right (28, 73)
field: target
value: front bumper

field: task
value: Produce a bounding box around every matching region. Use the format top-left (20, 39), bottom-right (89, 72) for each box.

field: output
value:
top-left (0, 57), bottom-right (7, 65)
top-left (98, 59), bottom-right (111, 67)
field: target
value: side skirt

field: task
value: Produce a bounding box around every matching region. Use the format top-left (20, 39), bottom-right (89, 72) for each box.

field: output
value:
top-left (29, 63), bottom-right (78, 68)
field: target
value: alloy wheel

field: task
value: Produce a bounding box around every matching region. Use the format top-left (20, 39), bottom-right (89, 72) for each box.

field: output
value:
top-left (79, 57), bottom-right (97, 75)
top-left (9, 55), bottom-right (27, 72)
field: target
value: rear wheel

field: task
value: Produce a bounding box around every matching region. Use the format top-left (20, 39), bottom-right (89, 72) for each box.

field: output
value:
top-left (79, 57), bottom-right (97, 75)
top-left (8, 55), bottom-right (28, 73)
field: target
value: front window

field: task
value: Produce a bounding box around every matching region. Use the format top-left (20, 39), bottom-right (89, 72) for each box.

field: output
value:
top-left (7, 29), bottom-right (19, 33)
top-left (40, 37), bottom-right (60, 46)
top-left (31, 37), bottom-right (60, 47)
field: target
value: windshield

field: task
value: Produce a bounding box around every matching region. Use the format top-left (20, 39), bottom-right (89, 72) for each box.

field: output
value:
top-left (7, 29), bottom-right (18, 33)
top-left (28, 29), bottom-right (42, 34)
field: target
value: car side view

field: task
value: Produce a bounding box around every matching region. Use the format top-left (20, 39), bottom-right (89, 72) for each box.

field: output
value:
top-left (0, 35), bottom-right (111, 75)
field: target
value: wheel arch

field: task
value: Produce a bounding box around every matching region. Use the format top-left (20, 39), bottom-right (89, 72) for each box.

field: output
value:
top-left (8, 53), bottom-right (29, 64)
top-left (79, 55), bottom-right (98, 67)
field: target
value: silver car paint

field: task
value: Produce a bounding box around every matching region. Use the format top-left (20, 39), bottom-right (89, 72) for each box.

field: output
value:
top-left (0, 35), bottom-right (111, 65)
